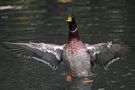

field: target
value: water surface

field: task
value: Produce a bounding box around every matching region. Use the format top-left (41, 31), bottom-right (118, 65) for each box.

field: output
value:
top-left (0, 0), bottom-right (135, 90)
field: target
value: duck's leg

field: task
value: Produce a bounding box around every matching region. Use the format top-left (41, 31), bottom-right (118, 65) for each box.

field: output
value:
top-left (66, 72), bottom-right (73, 81)
top-left (83, 78), bottom-right (93, 84)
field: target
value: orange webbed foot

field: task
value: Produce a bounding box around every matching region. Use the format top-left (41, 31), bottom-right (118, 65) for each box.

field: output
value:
top-left (83, 78), bottom-right (93, 84)
top-left (66, 72), bottom-right (73, 81)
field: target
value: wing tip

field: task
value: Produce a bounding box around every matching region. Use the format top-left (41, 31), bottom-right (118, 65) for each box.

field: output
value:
top-left (3, 42), bottom-right (16, 45)
top-left (119, 44), bottom-right (130, 56)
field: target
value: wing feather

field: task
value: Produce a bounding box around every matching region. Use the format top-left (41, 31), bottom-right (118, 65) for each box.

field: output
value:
top-left (86, 42), bottom-right (130, 69)
top-left (4, 42), bottom-right (64, 70)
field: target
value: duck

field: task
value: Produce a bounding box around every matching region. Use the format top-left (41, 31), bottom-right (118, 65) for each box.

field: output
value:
top-left (4, 14), bottom-right (129, 83)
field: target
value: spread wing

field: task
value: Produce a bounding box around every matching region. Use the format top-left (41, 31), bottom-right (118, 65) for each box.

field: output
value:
top-left (4, 42), bottom-right (64, 70)
top-left (86, 42), bottom-right (129, 69)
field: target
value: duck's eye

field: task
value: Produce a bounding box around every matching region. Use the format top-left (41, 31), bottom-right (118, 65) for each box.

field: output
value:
top-left (66, 17), bottom-right (72, 22)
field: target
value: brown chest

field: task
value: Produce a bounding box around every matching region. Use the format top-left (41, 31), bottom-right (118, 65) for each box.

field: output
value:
top-left (64, 40), bottom-right (85, 53)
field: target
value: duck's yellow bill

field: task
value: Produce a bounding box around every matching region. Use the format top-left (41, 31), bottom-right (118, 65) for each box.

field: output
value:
top-left (66, 17), bottom-right (72, 22)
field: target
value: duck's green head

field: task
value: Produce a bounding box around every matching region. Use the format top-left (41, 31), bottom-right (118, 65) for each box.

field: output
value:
top-left (66, 14), bottom-right (77, 32)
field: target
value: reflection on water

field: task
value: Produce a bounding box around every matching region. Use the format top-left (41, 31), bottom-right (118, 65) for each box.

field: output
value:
top-left (0, 0), bottom-right (135, 90)
top-left (65, 79), bottom-right (93, 90)
top-left (57, 0), bottom-right (73, 4)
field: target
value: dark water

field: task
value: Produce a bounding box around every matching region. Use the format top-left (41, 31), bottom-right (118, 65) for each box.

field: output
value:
top-left (0, 0), bottom-right (135, 90)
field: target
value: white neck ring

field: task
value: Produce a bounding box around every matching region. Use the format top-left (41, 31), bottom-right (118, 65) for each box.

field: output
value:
top-left (70, 28), bottom-right (77, 33)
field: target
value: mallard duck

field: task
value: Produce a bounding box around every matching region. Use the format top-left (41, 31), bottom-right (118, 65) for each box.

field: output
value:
top-left (4, 14), bottom-right (129, 83)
